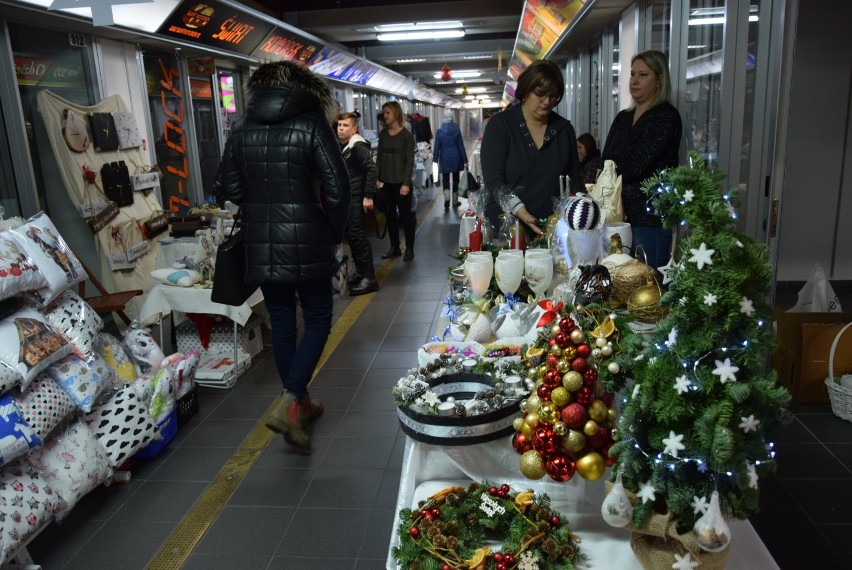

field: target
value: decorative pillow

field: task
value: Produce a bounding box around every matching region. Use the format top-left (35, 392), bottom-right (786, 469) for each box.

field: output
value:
top-left (162, 350), bottom-right (200, 399)
top-left (150, 268), bottom-right (201, 287)
top-left (0, 366), bottom-right (23, 399)
top-left (0, 232), bottom-right (48, 303)
top-left (0, 458), bottom-right (59, 561)
top-left (7, 212), bottom-right (85, 306)
top-left (13, 373), bottom-right (77, 441)
top-left (82, 386), bottom-right (158, 468)
top-left (95, 333), bottom-right (136, 384)
top-left (26, 419), bottom-right (111, 521)
top-left (42, 290), bottom-right (103, 356)
top-left (133, 367), bottom-right (174, 424)
top-left (45, 353), bottom-right (111, 414)
top-left (0, 307), bottom-right (73, 390)
top-left (123, 328), bottom-right (165, 377)
top-left (0, 394), bottom-right (41, 467)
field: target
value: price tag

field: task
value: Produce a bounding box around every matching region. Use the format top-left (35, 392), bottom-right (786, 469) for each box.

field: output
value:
top-left (69, 33), bottom-right (86, 47)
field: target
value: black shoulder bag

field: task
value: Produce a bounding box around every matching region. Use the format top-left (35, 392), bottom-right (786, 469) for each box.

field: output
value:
top-left (211, 210), bottom-right (251, 306)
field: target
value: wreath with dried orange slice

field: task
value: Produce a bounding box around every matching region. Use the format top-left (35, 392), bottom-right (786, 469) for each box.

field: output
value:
top-left (392, 481), bottom-right (584, 570)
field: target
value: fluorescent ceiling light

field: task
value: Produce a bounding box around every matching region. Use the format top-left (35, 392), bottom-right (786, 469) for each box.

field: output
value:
top-left (375, 21), bottom-right (462, 32)
top-left (378, 30), bottom-right (465, 41)
top-left (455, 86), bottom-right (487, 94)
top-left (463, 54), bottom-right (493, 60)
top-left (397, 58), bottom-right (426, 63)
top-left (433, 70), bottom-right (482, 79)
top-left (689, 15), bottom-right (757, 25)
top-left (688, 45), bottom-right (707, 49)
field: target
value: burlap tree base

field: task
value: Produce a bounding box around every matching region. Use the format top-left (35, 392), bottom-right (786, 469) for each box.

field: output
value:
top-left (630, 510), bottom-right (730, 570)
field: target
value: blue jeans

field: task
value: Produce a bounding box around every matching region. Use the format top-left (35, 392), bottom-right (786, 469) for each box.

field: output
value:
top-left (630, 226), bottom-right (672, 273)
top-left (260, 279), bottom-right (333, 401)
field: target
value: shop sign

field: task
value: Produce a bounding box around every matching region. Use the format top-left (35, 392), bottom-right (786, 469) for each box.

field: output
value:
top-left (13, 56), bottom-right (84, 88)
top-left (251, 27), bottom-right (322, 63)
top-left (189, 78), bottom-right (212, 99)
top-left (157, 0), bottom-right (274, 56)
top-left (14, 56), bottom-right (53, 85)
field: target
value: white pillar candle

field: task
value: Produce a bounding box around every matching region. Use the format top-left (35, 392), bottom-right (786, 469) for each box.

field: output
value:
top-left (438, 401), bottom-right (456, 416)
top-left (462, 358), bottom-right (477, 372)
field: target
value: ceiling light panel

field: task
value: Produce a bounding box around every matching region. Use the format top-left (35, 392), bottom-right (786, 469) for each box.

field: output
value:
top-left (377, 30), bottom-right (465, 41)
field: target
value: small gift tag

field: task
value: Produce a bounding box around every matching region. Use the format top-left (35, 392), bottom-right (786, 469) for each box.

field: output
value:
top-left (143, 211), bottom-right (169, 238)
top-left (124, 220), bottom-right (151, 262)
top-left (87, 201), bottom-right (120, 233)
top-left (131, 170), bottom-right (160, 193)
top-left (106, 222), bottom-right (137, 271)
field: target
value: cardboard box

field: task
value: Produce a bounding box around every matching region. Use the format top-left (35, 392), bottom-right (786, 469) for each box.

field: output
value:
top-left (195, 350), bottom-right (252, 389)
top-left (772, 311), bottom-right (852, 403)
top-left (175, 313), bottom-right (263, 358)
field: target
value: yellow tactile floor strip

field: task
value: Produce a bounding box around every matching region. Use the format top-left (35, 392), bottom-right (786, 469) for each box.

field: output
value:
top-left (146, 195), bottom-right (437, 569)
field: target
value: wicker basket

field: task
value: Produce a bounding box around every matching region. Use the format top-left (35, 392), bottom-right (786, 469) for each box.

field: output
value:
top-left (825, 323), bottom-right (852, 422)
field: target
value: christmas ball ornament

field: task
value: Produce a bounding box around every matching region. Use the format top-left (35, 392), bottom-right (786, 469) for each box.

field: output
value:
top-left (693, 491), bottom-right (731, 552)
top-left (627, 278), bottom-right (668, 323)
top-left (544, 369), bottom-right (562, 387)
top-left (526, 394), bottom-right (543, 412)
top-left (549, 344), bottom-right (563, 356)
top-left (592, 348), bottom-right (602, 359)
top-left (565, 195), bottom-right (602, 230)
top-left (571, 357), bottom-right (587, 372)
top-left (539, 402), bottom-right (560, 424)
top-left (601, 471), bottom-right (633, 527)
top-left (553, 421), bottom-right (568, 436)
top-left (601, 344), bottom-right (613, 356)
top-left (513, 417), bottom-right (525, 431)
top-left (546, 354), bottom-right (559, 369)
top-left (555, 332), bottom-right (569, 348)
top-left (563, 429), bottom-right (586, 452)
top-left (587, 426), bottom-right (611, 449)
top-left (561, 403), bottom-right (588, 428)
top-left (562, 371), bottom-right (583, 392)
top-left (550, 386), bottom-right (571, 407)
top-left (562, 345), bottom-right (577, 359)
top-left (607, 408), bottom-right (618, 424)
top-left (410, 526), bottom-right (420, 538)
top-left (595, 334), bottom-right (608, 348)
top-left (611, 259), bottom-right (655, 303)
top-left (576, 343), bottom-right (591, 358)
top-left (588, 400), bottom-right (608, 422)
top-left (559, 317), bottom-right (575, 333)
top-left (583, 419), bottom-right (599, 436)
top-left (524, 412), bottom-right (541, 429)
top-left (584, 368), bottom-right (599, 383)
top-left (545, 452), bottom-right (576, 482)
top-left (512, 431), bottom-right (533, 454)
top-left (537, 383), bottom-right (554, 401)
top-left (575, 387), bottom-right (594, 405)
top-left (532, 426), bottom-right (560, 455)
top-left (576, 451), bottom-right (606, 480)
top-left (519, 450), bottom-right (547, 479)
top-left (520, 420), bottom-right (533, 440)
top-left (569, 329), bottom-right (586, 345)
top-left (556, 358), bottom-right (571, 374)
top-left (550, 323), bottom-right (562, 337)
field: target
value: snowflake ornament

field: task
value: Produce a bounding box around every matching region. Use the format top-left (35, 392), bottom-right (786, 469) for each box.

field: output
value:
top-left (739, 415), bottom-right (760, 433)
top-left (712, 358), bottom-right (739, 384)
top-left (691, 495), bottom-right (709, 515)
top-left (747, 462), bottom-right (759, 489)
top-left (739, 296), bottom-right (756, 317)
top-left (683, 189), bottom-right (695, 202)
top-left (662, 431), bottom-right (686, 458)
top-left (632, 384), bottom-right (641, 399)
top-left (658, 257), bottom-right (678, 285)
top-left (688, 243), bottom-right (715, 270)
top-left (637, 480), bottom-right (657, 504)
top-left (703, 292), bottom-right (718, 306)
top-left (674, 375), bottom-right (691, 395)
top-left (672, 551), bottom-right (699, 570)
top-left (518, 550), bottom-right (540, 570)
top-left (665, 328), bottom-right (678, 348)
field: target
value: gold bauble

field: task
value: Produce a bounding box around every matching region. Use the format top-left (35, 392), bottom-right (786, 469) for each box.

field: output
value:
top-left (539, 403), bottom-right (559, 424)
top-left (584, 420), bottom-right (599, 436)
top-left (519, 450), bottom-right (547, 479)
top-left (627, 278), bottom-right (668, 323)
top-left (569, 329), bottom-right (586, 345)
top-left (562, 371), bottom-right (583, 392)
top-left (588, 400), bottom-right (608, 422)
top-left (550, 323), bottom-right (562, 337)
top-left (549, 345), bottom-right (563, 357)
top-left (562, 346), bottom-right (577, 359)
top-left (553, 421), bottom-right (568, 436)
top-left (526, 394), bottom-right (542, 413)
top-left (612, 259), bottom-right (655, 302)
top-left (576, 452), bottom-right (606, 480)
top-left (607, 408), bottom-right (618, 424)
top-left (520, 420), bottom-right (533, 439)
top-left (550, 386), bottom-right (571, 407)
top-left (563, 429), bottom-right (586, 452)
top-left (556, 358), bottom-right (571, 374)
top-left (513, 417), bottom-right (525, 432)
top-left (525, 412), bottom-right (541, 429)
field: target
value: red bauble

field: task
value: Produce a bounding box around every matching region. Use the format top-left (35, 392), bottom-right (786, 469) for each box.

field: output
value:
top-left (505, 554), bottom-right (515, 565)
top-left (584, 367), bottom-right (599, 383)
top-left (410, 526), bottom-right (420, 538)
top-left (546, 354), bottom-right (559, 369)
top-left (559, 317), bottom-right (575, 333)
top-left (561, 403), bottom-right (588, 428)
top-left (545, 452), bottom-right (576, 482)
top-left (555, 332), bottom-right (569, 348)
top-left (571, 357), bottom-right (587, 372)
top-left (587, 426), bottom-right (610, 449)
top-left (576, 343), bottom-right (591, 358)
top-left (512, 432), bottom-right (533, 454)
top-left (537, 383), bottom-right (553, 401)
top-left (493, 553), bottom-right (504, 563)
top-left (431, 508), bottom-right (441, 518)
top-left (552, 515), bottom-right (561, 525)
top-left (443, 565), bottom-right (451, 570)
top-left (544, 369), bottom-right (562, 387)
top-left (549, 338), bottom-right (557, 347)
top-left (601, 392), bottom-right (613, 407)
top-left (575, 387), bottom-right (594, 405)
top-left (497, 563), bottom-right (507, 570)
top-left (501, 484), bottom-right (510, 492)
top-left (532, 426), bottom-right (559, 455)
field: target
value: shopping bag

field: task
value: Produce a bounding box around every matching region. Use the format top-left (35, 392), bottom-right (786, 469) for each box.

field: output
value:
top-left (790, 262), bottom-right (843, 312)
top-left (589, 160), bottom-right (624, 223)
top-left (458, 169), bottom-right (469, 197)
top-left (211, 213), bottom-right (250, 306)
top-left (465, 170), bottom-right (480, 193)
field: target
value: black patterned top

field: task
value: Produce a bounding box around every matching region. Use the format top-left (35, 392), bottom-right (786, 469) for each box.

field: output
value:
top-left (602, 102), bottom-right (682, 227)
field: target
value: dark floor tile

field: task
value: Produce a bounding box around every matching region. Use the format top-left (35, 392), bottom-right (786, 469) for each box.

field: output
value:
top-left (323, 349), bottom-right (378, 370)
top-left (194, 505), bottom-right (296, 556)
top-left (183, 554), bottom-right (272, 569)
top-left (349, 386), bottom-right (398, 412)
top-left (54, 480), bottom-right (140, 522)
top-left (321, 437), bottom-right (395, 470)
top-left (147, 445), bottom-right (243, 482)
top-left (371, 350), bottom-right (419, 369)
top-left (64, 521), bottom-right (175, 569)
top-left (774, 443), bottom-right (852, 478)
top-left (387, 321), bottom-right (434, 340)
top-left (358, 509), bottom-right (396, 559)
top-left (276, 508), bottom-right (369, 559)
top-left (269, 557), bottom-right (356, 569)
top-left (111, 480), bottom-right (209, 523)
top-left (362, 368), bottom-right (410, 388)
top-left (335, 410), bottom-right (400, 438)
top-left (301, 468), bottom-right (384, 508)
top-left (308, 386), bottom-right (357, 411)
top-left (208, 395), bottom-right (274, 420)
top-left (228, 373), bottom-right (282, 397)
top-left (254, 436), bottom-right (332, 469)
top-left (375, 469), bottom-right (402, 509)
top-left (180, 419), bottom-right (258, 447)
top-left (797, 413), bottom-right (852, 443)
top-left (26, 519), bottom-right (103, 567)
top-left (817, 524), bottom-right (852, 561)
top-left (827, 443), bottom-right (852, 472)
top-left (355, 558), bottom-right (387, 569)
top-left (392, 310), bottom-right (437, 324)
top-left (311, 367), bottom-right (366, 388)
top-left (229, 467), bottom-right (313, 507)
top-left (768, 417), bottom-right (821, 444)
top-left (306, 412), bottom-right (345, 439)
top-left (389, 435), bottom-right (407, 467)
top-left (380, 335), bottom-right (429, 352)
top-left (334, 336), bottom-right (384, 354)
top-left (783, 479), bottom-right (852, 524)
top-left (345, 324), bottom-right (389, 341)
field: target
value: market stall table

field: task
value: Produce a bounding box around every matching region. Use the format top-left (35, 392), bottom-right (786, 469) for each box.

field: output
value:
top-left (386, 437), bottom-right (780, 569)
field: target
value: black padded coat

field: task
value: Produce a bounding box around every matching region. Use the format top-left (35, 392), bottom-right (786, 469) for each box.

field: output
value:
top-left (218, 85), bottom-right (350, 284)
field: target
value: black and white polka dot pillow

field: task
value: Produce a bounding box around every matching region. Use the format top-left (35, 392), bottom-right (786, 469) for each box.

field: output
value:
top-left (13, 372), bottom-right (76, 441)
top-left (43, 290), bottom-right (103, 356)
top-left (82, 386), bottom-right (158, 468)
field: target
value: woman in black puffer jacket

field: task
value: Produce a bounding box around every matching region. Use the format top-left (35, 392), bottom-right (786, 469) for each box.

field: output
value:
top-left (218, 61), bottom-right (350, 451)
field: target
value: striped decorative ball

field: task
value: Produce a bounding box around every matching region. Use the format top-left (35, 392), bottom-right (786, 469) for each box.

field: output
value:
top-left (565, 197), bottom-right (601, 230)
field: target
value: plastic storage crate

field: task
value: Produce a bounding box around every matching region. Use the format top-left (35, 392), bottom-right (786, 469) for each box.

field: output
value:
top-left (176, 384), bottom-right (199, 427)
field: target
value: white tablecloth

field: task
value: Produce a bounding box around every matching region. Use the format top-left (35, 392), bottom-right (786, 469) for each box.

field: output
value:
top-left (154, 237), bottom-right (201, 270)
top-left (139, 283), bottom-right (264, 326)
top-left (386, 437), bottom-right (779, 569)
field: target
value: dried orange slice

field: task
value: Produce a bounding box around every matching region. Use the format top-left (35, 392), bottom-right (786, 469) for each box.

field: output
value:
top-left (514, 491), bottom-right (535, 507)
top-left (466, 546), bottom-right (492, 569)
top-left (592, 316), bottom-right (616, 339)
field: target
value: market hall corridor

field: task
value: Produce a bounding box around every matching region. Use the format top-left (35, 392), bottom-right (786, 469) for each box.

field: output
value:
top-left (25, 184), bottom-right (852, 569)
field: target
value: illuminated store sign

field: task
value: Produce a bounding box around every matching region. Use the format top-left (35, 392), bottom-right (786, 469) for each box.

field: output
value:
top-left (157, 0), bottom-right (274, 56)
top-left (14, 56), bottom-right (85, 88)
top-left (251, 28), bottom-right (322, 63)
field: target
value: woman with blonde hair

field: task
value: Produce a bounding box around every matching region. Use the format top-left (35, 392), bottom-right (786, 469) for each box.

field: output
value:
top-left (376, 101), bottom-right (416, 261)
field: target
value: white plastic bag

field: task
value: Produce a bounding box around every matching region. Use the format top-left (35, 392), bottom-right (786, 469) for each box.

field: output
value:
top-left (789, 262), bottom-right (842, 312)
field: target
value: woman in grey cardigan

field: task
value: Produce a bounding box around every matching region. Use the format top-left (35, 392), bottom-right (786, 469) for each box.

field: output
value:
top-left (376, 101), bottom-right (416, 261)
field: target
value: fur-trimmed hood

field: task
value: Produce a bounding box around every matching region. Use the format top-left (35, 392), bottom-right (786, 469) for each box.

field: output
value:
top-left (246, 61), bottom-right (336, 125)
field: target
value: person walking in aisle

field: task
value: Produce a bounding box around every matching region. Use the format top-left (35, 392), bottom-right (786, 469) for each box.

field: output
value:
top-left (337, 111), bottom-right (379, 295)
top-left (433, 108), bottom-right (468, 211)
top-left (218, 61), bottom-right (350, 451)
top-left (376, 101), bottom-right (416, 261)
top-left (577, 132), bottom-right (604, 184)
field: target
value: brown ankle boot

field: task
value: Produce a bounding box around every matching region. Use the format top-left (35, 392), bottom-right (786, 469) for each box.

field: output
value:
top-left (297, 395), bottom-right (324, 428)
top-left (265, 394), bottom-right (310, 450)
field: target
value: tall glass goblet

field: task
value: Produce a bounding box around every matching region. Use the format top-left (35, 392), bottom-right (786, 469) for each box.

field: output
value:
top-left (464, 257), bottom-right (493, 299)
top-left (495, 252), bottom-right (524, 296)
top-left (525, 252), bottom-right (553, 301)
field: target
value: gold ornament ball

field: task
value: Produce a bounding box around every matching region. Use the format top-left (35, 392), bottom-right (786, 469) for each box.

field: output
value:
top-left (588, 400), bottom-right (608, 422)
top-left (537, 366), bottom-right (547, 381)
top-left (519, 450), bottom-right (547, 479)
top-left (584, 420), bottom-right (599, 436)
top-left (550, 386), bottom-right (571, 407)
top-left (550, 323), bottom-right (562, 337)
top-left (553, 421), bottom-right (568, 436)
top-left (562, 371), bottom-right (583, 392)
top-left (520, 420), bottom-right (533, 440)
top-left (569, 329), bottom-right (586, 344)
top-left (556, 359), bottom-right (571, 374)
top-left (562, 346), bottom-right (577, 359)
top-left (527, 394), bottom-right (543, 413)
top-left (576, 451), bottom-right (606, 480)
top-left (607, 408), bottom-right (618, 424)
top-left (629, 283), bottom-right (662, 307)
top-left (549, 344), bottom-right (563, 357)
top-left (539, 403), bottom-right (559, 424)
top-left (513, 417), bottom-right (525, 432)
top-left (563, 429), bottom-right (586, 452)
top-left (525, 412), bottom-right (541, 429)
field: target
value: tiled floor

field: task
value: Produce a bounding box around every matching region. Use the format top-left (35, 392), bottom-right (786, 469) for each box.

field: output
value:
top-left (22, 160), bottom-right (852, 569)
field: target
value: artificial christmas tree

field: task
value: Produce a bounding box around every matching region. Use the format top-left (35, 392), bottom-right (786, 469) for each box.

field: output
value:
top-left (607, 152), bottom-right (792, 567)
